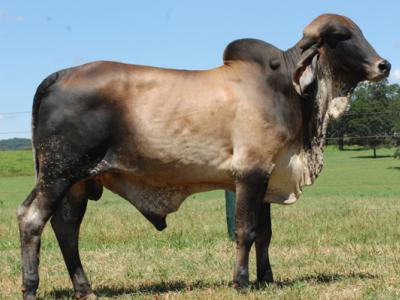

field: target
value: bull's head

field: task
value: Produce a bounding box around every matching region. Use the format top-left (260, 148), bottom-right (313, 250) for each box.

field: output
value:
top-left (293, 14), bottom-right (390, 103)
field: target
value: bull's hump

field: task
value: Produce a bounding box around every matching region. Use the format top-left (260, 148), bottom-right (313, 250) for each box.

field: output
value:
top-left (223, 39), bottom-right (283, 70)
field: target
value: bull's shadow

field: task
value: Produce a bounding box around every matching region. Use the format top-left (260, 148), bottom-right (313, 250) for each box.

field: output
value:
top-left (42, 280), bottom-right (226, 299)
top-left (387, 166), bottom-right (400, 171)
top-left (352, 155), bottom-right (392, 159)
top-left (44, 272), bottom-right (375, 299)
top-left (271, 272), bottom-right (376, 288)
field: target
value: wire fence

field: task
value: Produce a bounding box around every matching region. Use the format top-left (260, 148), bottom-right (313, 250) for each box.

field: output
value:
top-left (0, 111), bottom-right (31, 135)
top-left (0, 111), bottom-right (30, 115)
top-left (0, 131), bottom-right (31, 135)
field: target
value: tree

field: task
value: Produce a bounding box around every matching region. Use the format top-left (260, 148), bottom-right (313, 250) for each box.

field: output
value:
top-left (326, 80), bottom-right (400, 157)
top-left (327, 114), bottom-right (350, 150)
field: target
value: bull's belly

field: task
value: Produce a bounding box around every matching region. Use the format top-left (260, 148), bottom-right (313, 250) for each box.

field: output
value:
top-left (95, 138), bottom-right (234, 224)
top-left (97, 171), bottom-right (230, 221)
top-left (97, 145), bottom-right (308, 222)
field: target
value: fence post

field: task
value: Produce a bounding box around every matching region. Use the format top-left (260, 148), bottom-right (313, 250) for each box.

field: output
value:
top-left (225, 191), bottom-right (236, 240)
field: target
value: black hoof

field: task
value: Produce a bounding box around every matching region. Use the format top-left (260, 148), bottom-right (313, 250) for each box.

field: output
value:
top-left (233, 274), bottom-right (249, 290)
top-left (257, 270), bottom-right (274, 285)
top-left (23, 292), bottom-right (37, 300)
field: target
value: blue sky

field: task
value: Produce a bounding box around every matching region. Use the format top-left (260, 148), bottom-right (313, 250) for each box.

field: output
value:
top-left (0, 0), bottom-right (399, 139)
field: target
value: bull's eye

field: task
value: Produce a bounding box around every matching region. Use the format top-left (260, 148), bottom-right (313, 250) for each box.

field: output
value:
top-left (326, 38), bottom-right (340, 48)
top-left (325, 32), bottom-right (351, 48)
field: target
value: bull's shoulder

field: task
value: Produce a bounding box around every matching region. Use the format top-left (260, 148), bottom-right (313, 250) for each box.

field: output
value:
top-left (223, 39), bottom-right (283, 69)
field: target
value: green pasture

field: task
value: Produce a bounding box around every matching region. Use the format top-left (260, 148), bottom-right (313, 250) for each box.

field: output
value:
top-left (0, 147), bottom-right (399, 299)
top-left (0, 150), bottom-right (34, 177)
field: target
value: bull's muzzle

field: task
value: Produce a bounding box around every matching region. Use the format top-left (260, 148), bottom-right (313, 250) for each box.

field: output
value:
top-left (367, 58), bottom-right (391, 81)
top-left (377, 59), bottom-right (391, 75)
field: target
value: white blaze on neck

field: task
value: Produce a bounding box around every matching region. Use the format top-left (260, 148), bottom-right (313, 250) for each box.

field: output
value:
top-left (327, 96), bottom-right (350, 120)
top-left (264, 146), bottom-right (305, 205)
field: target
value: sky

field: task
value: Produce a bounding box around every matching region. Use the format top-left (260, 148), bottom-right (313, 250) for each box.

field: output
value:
top-left (0, 0), bottom-right (399, 139)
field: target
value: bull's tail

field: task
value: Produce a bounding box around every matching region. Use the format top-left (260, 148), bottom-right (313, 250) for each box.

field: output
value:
top-left (31, 71), bottom-right (63, 180)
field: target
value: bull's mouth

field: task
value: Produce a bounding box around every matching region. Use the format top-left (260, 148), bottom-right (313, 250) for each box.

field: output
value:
top-left (367, 72), bottom-right (390, 82)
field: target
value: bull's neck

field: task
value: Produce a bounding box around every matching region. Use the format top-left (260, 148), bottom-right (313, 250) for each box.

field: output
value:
top-left (282, 44), bottom-right (302, 79)
top-left (282, 43), bottom-right (332, 184)
top-left (279, 44), bottom-right (304, 100)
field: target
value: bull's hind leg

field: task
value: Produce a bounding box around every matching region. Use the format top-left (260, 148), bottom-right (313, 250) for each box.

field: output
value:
top-left (18, 178), bottom-right (72, 300)
top-left (18, 141), bottom-right (108, 299)
top-left (50, 181), bottom-right (97, 299)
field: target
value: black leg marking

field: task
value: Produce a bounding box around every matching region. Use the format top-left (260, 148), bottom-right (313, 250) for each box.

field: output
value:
top-left (255, 202), bottom-right (273, 284)
top-left (50, 182), bottom-right (97, 299)
top-left (233, 171), bottom-right (269, 288)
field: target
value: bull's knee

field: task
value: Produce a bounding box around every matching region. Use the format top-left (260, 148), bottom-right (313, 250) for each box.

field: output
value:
top-left (18, 204), bottom-right (46, 238)
top-left (235, 226), bottom-right (257, 251)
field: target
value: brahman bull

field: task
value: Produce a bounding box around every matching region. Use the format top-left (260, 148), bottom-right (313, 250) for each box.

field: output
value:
top-left (18, 14), bottom-right (390, 299)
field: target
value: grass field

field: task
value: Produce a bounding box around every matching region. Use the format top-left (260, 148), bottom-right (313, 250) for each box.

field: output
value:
top-left (0, 147), bottom-right (400, 299)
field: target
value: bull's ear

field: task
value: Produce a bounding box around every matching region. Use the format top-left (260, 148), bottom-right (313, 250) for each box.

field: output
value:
top-left (292, 47), bottom-right (319, 96)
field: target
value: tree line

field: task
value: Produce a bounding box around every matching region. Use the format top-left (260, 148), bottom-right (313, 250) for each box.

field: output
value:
top-left (0, 138), bottom-right (31, 151)
top-left (327, 80), bottom-right (400, 157)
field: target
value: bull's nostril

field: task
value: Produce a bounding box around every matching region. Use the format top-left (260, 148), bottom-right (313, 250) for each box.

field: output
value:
top-left (378, 60), bottom-right (391, 73)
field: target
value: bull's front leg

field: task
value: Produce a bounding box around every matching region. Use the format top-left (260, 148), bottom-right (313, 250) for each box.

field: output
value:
top-left (255, 202), bottom-right (273, 284)
top-left (233, 170), bottom-right (269, 288)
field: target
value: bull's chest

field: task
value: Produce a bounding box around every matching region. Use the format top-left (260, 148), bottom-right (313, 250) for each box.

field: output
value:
top-left (264, 147), bottom-right (315, 205)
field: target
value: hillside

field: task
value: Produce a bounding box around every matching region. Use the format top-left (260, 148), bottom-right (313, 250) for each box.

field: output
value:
top-left (0, 138), bottom-right (31, 151)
